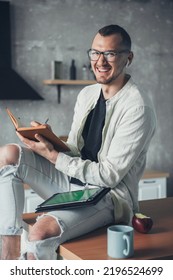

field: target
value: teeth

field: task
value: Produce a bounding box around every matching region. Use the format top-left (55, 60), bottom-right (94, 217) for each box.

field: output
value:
top-left (98, 69), bottom-right (109, 72)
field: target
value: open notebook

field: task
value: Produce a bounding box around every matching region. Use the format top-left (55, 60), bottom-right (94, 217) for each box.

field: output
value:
top-left (6, 108), bottom-right (70, 152)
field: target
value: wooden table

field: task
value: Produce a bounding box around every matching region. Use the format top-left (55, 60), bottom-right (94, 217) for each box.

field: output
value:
top-left (58, 197), bottom-right (173, 260)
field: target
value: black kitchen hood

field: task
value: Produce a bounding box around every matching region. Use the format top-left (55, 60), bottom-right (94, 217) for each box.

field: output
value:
top-left (0, 1), bottom-right (43, 100)
top-left (0, 68), bottom-right (44, 99)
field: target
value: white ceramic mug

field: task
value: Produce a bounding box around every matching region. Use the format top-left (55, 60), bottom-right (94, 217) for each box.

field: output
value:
top-left (107, 225), bottom-right (134, 258)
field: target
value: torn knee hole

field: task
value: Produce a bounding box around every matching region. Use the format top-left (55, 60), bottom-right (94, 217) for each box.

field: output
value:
top-left (29, 215), bottom-right (63, 241)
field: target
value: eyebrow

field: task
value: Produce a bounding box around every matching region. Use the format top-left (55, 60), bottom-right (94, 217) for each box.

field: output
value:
top-left (91, 48), bottom-right (125, 53)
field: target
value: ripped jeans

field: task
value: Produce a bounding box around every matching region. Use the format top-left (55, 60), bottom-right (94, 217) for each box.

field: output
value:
top-left (0, 145), bottom-right (115, 259)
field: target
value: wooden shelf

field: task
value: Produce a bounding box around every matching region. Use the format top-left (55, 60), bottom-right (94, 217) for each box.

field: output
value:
top-left (43, 79), bottom-right (96, 85)
top-left (43, 79), bottom-right (96, 103)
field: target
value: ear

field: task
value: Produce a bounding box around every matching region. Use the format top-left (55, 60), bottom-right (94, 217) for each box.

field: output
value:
top-left (127, 51), bottom-right (134, 66)
top-left (126, 60), bottom-right (130, 67)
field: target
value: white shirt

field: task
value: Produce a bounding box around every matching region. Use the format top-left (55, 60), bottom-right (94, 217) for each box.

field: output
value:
top-left (55, 77), bottom-right (156, 224)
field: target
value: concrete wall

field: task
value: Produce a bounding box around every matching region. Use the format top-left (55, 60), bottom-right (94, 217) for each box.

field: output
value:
top-left (0, 0), bottom-right (173, 195)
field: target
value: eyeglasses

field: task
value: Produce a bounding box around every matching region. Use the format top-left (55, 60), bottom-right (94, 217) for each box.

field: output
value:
top-left (87, 49), bottom-right (130, 62)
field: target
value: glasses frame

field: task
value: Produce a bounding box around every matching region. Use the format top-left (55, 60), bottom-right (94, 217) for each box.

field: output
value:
top-left (87, 48), bottom-right (130, 62)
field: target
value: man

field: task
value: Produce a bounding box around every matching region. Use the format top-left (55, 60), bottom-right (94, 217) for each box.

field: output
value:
top-left (0, 24), bottom-right (156, 260)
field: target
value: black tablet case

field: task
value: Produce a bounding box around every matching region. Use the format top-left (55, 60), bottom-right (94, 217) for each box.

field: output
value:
top-left (35, 187), bottom-right (111, 212)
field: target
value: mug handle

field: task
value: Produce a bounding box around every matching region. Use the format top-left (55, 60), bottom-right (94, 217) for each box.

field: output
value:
top-left (123, 234), bottom-right (130, 256)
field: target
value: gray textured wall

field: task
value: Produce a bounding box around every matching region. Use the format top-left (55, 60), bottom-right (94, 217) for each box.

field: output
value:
top-left (0, 0), bottom-right (173, 195)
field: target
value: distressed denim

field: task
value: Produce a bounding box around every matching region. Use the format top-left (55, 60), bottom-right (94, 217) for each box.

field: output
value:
top-left (0, 145), bottom-right (114, 259)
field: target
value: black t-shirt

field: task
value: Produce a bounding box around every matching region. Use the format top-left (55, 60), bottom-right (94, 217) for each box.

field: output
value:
top-left (70, 90), bottom-right (106, 186)
top-left (81, 90), bottom-right (106, 162)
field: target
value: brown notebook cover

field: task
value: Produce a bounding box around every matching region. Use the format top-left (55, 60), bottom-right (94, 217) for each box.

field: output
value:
top-left (6, 108), bottom-right (70, 152)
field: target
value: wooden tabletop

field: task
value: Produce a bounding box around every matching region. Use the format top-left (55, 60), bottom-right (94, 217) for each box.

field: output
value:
top-left (141, 170), bottom-right (169, 179)
top-left (59, 197), bottom-right (173, 260)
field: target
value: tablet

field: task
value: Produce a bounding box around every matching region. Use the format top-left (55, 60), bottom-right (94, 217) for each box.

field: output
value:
top-left (35, 187), bottom-right (111, 212)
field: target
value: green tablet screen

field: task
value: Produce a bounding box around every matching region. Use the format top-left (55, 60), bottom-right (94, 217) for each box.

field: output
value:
top-left (42, 188), bottom-right (99, 206)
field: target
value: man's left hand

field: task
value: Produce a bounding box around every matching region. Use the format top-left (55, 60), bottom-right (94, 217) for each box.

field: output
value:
top-left (16, 132), bottom-right (59, 164)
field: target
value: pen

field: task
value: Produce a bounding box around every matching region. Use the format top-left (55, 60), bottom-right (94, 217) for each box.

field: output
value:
top-left (45, 118), bottom-right (49, 124)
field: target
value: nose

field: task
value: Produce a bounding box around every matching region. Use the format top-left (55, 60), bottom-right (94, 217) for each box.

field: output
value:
top-left (97, 53), bottom-right (107, 64)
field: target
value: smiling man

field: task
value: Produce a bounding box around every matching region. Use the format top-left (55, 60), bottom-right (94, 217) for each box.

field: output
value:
top-left (88, 25), bottom-right (133, 97)
top-left (0, 25), bottom-right (156, 260)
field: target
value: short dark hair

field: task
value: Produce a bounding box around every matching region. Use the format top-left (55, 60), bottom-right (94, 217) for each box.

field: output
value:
top-left (98, 24), bottom-right (131, 50)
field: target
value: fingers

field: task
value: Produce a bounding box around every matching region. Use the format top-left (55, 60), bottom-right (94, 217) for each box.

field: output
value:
top-left (34, 134), bottom-right (53, 150)
top-left (16, 132), bottom-right (57, 163)
top-left (30, 121), bottom-right (41, 127)
top-left (34, 134), bottom-right (46, 143)
top-left (30, 121), bottom-right (52, 131)
top-left (16, 131), bottom-right (24, 141)
top-left (16, 131), bottom-right (34, 148)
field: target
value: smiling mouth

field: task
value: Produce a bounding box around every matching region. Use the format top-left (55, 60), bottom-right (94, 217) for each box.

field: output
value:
top-left (97, 67), bottom-right (111, 73)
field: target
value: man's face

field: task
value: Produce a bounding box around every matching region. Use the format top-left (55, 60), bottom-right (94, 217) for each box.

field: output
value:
top-left (90, 33), bottom-right (130, 85)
